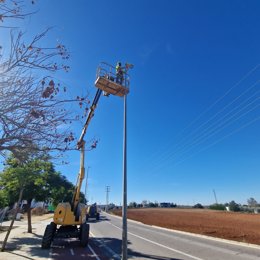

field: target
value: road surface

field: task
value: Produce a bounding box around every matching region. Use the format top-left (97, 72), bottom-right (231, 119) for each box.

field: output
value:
top-left (87, 211), bottom-right (260, 260)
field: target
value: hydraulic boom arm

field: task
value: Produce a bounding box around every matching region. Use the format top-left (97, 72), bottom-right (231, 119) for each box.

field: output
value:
top-left (71, 88), bottom-right (102, 209)
top-left (77, 89), bottom-right (102, 149)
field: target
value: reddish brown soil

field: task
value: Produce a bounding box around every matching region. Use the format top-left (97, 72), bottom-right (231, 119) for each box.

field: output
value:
top-left (112, 208), bottom-right (260, 245)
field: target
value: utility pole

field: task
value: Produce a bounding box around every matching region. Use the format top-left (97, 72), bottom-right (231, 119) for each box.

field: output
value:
top-left (105, 186), bottom-right (110, 212)
top-left (213, 189), bottom-right (218, 204)
top-left (84, 167), bottom-right (90, 204)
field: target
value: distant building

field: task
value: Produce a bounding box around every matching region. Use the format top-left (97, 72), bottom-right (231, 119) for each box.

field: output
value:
top-left (159, 202), bottom-right (171, 208)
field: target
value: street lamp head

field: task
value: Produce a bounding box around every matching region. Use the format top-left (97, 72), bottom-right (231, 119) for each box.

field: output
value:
top-left (125, 63), bottom-right (134, 70)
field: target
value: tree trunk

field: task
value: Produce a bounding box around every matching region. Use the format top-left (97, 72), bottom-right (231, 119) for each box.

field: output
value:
top-left (27, 198), bottom-right (33, 233)
top-left (1, 188), bottom-right (24, 252)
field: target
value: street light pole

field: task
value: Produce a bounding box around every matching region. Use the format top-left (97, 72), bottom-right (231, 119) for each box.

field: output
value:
top-left (105, 186), bottom-right (110, 212)
top-left (122, 87), bottom-right (128, 260)
top-left (85, 166), bottom-right (90, 204)
top-left (121, 62), bottom-right (133, 260)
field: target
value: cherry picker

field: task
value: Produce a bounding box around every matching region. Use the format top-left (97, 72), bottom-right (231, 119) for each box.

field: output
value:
top-left (41, 62), bottom-right (132, 249)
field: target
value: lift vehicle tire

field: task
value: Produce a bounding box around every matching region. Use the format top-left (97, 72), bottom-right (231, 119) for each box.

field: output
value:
top-left (80, 223), bottom-right (89, 247)
top-left (96, 213), bottom-right (100, 221)
top-left (41, 222), bottom-right (56, 249)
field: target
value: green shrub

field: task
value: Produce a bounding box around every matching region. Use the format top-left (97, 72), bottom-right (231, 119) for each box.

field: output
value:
top-left (228, 201), bottom-right (241, 212)
top-left (193, 203), bottom-right (204, 209)
top-left (209, 203), bottom-right (226, 211)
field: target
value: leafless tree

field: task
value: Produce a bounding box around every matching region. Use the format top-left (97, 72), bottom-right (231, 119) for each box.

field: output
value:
top-left (0, 2), bottom-right (99, 251)
top-left (247, 197), bottom-right (258, 208)
top-left (0, 1), bottom-right (94, 161)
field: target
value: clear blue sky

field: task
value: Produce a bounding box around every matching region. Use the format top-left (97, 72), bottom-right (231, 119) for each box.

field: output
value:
top-left (3, 0), bottom-right (260, 206)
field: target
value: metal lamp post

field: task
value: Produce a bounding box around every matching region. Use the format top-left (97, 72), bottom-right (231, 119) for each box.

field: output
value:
top-left (122, 91), bottom-right (127, 260)
top-left (122, 62), bottom-right (133, 260)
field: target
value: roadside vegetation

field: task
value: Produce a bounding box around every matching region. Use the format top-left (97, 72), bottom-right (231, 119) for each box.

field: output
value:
top-left (0, 154), bottom-right (85, 232)
top-left (126, 198), bottom-right (259, 213)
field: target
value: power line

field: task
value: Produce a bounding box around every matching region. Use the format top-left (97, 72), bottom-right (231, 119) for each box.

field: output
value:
top-left (153, 81), bottom-right (260, 168)
top-left (172, 115), bottom-right (260, 167)
top-left (164, 95), bottom-right (260, 164)
top-left (142, 64), bottom-right (260, 168)
top-left (145, 86), bottom-right (259, 176)
top-left (153, 100), bottom-right (259, 173)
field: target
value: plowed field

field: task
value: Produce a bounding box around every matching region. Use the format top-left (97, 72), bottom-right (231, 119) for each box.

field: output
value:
top-left (112, 208), bottom-right (260, 245)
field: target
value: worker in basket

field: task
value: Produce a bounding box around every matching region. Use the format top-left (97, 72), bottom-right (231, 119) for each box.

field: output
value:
top-left (116, 61), bottom-right (124, 85)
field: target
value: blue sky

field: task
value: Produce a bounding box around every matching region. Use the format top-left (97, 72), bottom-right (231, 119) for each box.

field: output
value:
top-left (2, 0), bottom-right (260, 206)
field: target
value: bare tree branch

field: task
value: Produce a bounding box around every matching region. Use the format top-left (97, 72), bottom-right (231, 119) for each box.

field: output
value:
top-left (0, 2), bottom-right (97, 161)
top-left (0, 0), bottom-right (36, 26)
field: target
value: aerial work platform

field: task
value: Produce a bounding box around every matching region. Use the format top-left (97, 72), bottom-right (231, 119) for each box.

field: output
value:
top-left (95, 62), bottom-right (131, 97)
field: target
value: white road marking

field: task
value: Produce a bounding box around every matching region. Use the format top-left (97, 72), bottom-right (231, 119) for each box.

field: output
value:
top-left (89, 232), bottom-right (106, 259)
top-left (51, 245), bottom-right (65, 248)
top-left (109, 222), bottom-right (205, 260)
top-left (70, 248), bottom-right (74, 256)
top-left (88, 244), bottom-right (101, 260)
top-left (90, 231), bottom-right (121, 259)
top-left (48, 248), bottom-right (53, 260)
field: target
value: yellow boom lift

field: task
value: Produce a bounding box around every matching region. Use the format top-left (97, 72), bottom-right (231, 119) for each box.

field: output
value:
top-left (41, 62), bottom-right (131, 249)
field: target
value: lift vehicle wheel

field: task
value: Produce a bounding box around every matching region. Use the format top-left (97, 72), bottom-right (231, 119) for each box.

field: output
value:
top-left (41, 222), bottom-right (56, 249)
top-left (96, 213), bottom-right (100, 221)
top-left (80, 223), bottom-right (89, 247)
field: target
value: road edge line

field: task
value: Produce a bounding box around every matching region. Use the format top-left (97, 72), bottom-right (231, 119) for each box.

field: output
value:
top-left (109, 222), bottom-right (204, 260)
top-left (103, 211), bottom-right (144, 225)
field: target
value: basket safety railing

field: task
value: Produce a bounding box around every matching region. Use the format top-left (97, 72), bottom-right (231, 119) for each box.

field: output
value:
top-left (96, 62), bottom-right (130, 90)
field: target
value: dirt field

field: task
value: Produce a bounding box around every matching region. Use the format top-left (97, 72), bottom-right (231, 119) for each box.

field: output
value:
top-left (112, 208), bottom-right (260, 245)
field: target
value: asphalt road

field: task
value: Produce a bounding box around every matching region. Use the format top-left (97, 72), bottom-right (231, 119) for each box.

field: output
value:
top-left (88, 212), bottom-right (260, 260)
top-left (2, 212), bottom-right (259, 259)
